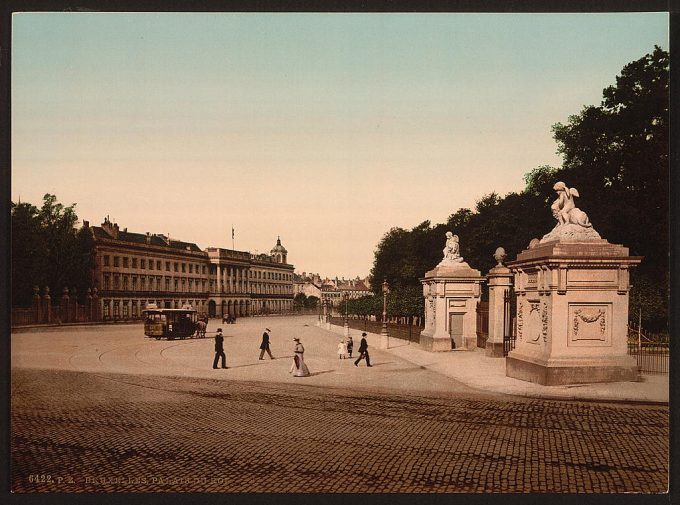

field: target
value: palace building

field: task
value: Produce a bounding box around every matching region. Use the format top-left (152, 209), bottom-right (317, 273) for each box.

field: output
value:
top-left (89, 217), bottom-right (293, 320)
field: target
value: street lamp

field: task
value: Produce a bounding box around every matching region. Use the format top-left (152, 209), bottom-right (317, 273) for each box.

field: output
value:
top-left (381, 278), bottom-right (389, 349)
top-left (343, 292), bottom-right (350, 337)
top-left (323, 298), bottom-right (330, 329)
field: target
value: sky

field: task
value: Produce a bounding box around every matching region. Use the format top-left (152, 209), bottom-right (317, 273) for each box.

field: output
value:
top-left (11, 12), bottom-right (668, 278)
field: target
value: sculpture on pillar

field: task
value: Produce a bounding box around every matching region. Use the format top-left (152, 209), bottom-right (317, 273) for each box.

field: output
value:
top-left (442, 232), bottom-right (464, 263)
top-left (550, 182), bottom-right (592, 227)
top-left (540, 182), bottom-right (601, 243)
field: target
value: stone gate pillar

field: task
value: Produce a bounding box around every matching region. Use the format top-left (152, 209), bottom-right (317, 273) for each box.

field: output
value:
top-left (43, 286), bottom-right (51, 324)
top-left (420, 232), bottom-right (484, 351)
top-left (71, 287), bottom-right (78, 321)
top-left (505, 181), bottom-right (643, 385)
top-left (61, 287), bottom-right (70, 323)
top-left (486, 248), bottom-right (513, 357)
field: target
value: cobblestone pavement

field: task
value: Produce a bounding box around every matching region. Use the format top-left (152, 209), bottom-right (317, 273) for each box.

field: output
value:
top-left (11, 369), bottom-right (668, 493)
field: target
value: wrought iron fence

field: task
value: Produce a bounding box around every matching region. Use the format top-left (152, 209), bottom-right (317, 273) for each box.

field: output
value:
top-left (329, 317), bottom-right (423, 343)
top-left (627, 322), bottom-right (669, 375)
top-left (627, 342), bottom-right (669, 375)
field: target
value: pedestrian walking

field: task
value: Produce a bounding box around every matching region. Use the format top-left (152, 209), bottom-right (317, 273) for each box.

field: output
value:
top-left (346, 335), bottom-right (354, 358)
top-left (212, 328), bottom-right (227, 369)
top-left (289, 337), bottom-right (310, 377)
top-left (354, 332), bottom-right (372, 367)
top-left (337, 340), bottom-right (348, 359)
top-left (259, 328), bottom-right (275, 360)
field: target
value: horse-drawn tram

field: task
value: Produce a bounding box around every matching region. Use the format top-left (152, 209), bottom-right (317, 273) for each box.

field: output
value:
top-left (142, 304), bottom-right (202, 340)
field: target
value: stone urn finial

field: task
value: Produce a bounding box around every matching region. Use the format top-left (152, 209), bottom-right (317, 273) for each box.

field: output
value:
top-left (493, 247), bottom-right (506, 267)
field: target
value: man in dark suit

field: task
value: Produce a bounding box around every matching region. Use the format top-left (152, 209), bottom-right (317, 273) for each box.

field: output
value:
top-left (213, 328), bottom-right (227, 369)
top-left (354, 332), bottom-right (372, 367)
top-left (259, 328), bottom-right (275, 360)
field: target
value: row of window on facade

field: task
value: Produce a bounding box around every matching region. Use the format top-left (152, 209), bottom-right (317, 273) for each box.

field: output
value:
top-left (101, 274), bottom-right (294, 295)
top-left (102, 254), bottom-right (292, 282)
top-left (100, 298), bottom-right (292, 318)
top-left (249, 270), bottom-right (292, 281)
top-left (101, 299), bottom-right (208, 318)
top-left (102, 275), bottom-right (208, 293)
top-left (103, 255), bottom-right (207, 274)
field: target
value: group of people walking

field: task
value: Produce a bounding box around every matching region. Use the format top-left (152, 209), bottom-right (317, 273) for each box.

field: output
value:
top-left (337, 334), bottom-right (371, 367)
top-left (212, 328), bottom-right (372, 374)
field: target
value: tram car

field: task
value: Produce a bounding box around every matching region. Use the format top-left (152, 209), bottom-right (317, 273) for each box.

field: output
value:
top-left (142, 304), bottom-right (199, 340)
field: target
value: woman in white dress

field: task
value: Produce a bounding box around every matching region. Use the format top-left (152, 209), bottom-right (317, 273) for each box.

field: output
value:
top-left (290, 337), bottom-right (310, 377)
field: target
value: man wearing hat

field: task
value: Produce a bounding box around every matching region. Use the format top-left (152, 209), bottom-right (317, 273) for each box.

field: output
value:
top-left (259, 328), bottom-right (275, 360)
top-left (213, 328), bottom-right (227, 369)
top-left (354, 332), bottom-right (372, 367)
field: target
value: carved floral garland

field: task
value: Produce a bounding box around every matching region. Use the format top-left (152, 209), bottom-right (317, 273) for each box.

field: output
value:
top-left (573, 308), bottom-right (606, 337)
top-left (541, 301), bottom-right (549, 342)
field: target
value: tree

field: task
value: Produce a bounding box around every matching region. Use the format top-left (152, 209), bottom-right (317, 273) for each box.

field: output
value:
top-left (11, 194), bottom-right (95, 306)
top-left (368, 46), bottom-right (668, 332)
top-left (551, 46), bottom-right (668, 282)
top-left (294, 293), bottom-right (307, 311)
top-left (305, 295), bottom-right (320, 309)
top-left (11, 202), bottom-right (46, 306)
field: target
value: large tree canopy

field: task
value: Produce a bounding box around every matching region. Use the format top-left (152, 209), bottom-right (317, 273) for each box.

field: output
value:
top-left (11, 194), bottom-right (95, 306)
top-left (369, 47), bottom-right (668, 331)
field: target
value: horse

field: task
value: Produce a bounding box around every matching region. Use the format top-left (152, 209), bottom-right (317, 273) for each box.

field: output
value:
top-left (196, 319), bottom-right (206, 338)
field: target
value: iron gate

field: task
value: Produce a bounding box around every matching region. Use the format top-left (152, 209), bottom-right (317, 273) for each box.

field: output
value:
top-left (502, 287), bottom-right (516, 356)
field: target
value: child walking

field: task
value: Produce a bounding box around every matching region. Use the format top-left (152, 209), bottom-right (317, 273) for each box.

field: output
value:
top-left (337, 340), bottom-right (348, 359)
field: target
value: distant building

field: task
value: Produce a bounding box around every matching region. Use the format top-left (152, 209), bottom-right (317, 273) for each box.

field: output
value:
top-left (293, 272), bottom-right (322, 299)
top-left (338, 277), bottom-right (371, 300)
top-left (89, 217), bottom-right (293, 320)
top-left (294, 272), bottom-right (371, 308)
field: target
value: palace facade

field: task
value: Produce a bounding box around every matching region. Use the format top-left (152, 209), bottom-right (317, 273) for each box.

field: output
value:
top-left (89, 217), bottom-right (294, 320)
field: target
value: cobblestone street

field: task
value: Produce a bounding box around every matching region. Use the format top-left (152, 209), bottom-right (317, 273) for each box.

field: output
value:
top-left (11, 368), bottom-right (668, 493)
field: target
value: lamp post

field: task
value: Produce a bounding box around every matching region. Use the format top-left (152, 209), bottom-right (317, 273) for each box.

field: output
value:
top-left (324, 299), bottom-right (331, 330)
top-left (381, 278), bottom-right (389, 349)
top-left (343, 292), bottom-right (350, 337)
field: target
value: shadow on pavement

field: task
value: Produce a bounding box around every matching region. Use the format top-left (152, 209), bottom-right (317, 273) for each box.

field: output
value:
top-left (309, 370), bottom-right (335, 377)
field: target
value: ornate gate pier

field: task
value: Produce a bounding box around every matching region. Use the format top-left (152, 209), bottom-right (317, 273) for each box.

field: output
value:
top-left (420, 233), bottom-right (484, 352)
top-left (506, 182), bottom-right (642, 385)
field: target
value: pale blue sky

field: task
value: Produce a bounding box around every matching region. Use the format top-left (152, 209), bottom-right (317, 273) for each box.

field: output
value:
top-left (12, 13), bottom-right (668, 277)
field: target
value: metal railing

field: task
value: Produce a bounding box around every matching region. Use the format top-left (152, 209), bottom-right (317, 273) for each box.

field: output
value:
top-left (329, 317), bottom-right (423, 343)
top-left (502, 288), bottom-right (516, 356)
top-left (627, 322), bottom-right (669, 375)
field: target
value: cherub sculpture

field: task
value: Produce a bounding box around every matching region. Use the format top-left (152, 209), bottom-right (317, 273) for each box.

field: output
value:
top-left (442, 232), bottom-right (464, 262)
top-left (550, 182), bottom-right (592, 228)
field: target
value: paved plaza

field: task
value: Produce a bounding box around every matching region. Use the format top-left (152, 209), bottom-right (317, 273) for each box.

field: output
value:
top-left (10, 316), bottom-right (669, 493)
